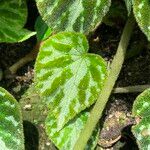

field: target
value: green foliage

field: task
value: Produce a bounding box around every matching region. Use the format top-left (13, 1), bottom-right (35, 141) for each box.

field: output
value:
top-left (103, 0), bottom-right (127, 26)
top-left (124, 0), bottom-right (132, 15)
top-left (20, 84), bottom-right (99, 149)
top-left (35, 0), bottom-right (111, 34)
top-left (132, 88), bottom-right (150, 150)
top-left (35, 32), bottom-right (107, 131)
top-left (0, 0), bottom-right (35, 43)
top-left (35, 16), bottom-right (52, 41)
top-left (2, 0), bottom-right (148, 149)
top-left (46, 109), bottom-right (99, 150)
top-left (0, 87), bottom-right (24, 150)
top-left (133, 0), bottom-right (150, 41)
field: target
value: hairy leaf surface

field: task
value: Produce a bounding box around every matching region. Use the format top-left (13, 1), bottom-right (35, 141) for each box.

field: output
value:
top-left (35, 32), bottom-right (107, 130)
top-left (35, 16), bottom-right (52, 41)
top-left (0, 0), bottom-right (35, 43)
top-left (36, 0), bottom-right (111, 34)
top-left (46, 110), bottom-right (99, 150)
top-left (0, 87), bottom-right (24, 150)
top-left (132, 88), bottom-right (150, 149)
top-left (133, 0), bottom-right (150, 41)
top-left (124, 0), bottom-right (132, 15)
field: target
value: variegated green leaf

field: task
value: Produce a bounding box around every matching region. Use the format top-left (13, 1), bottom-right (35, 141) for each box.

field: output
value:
top-left (124, 0), bottom-right (132, 15)
top-left (35, 0), bottom-right (111, 34)
top-left (35, 32), bottom-right (107, 130)
top-left (132, 88), bottom-right (150, 150)
top-left (35, 16), bottom-right (52, 42)
top-left (46, 110), bottom-right (99, 150)
top-left (133, 0), bottom-right (150, 41)
top-left (0, 87), bottom-right (24, 150)
top-left (0, 0), bottom-right (36, 43)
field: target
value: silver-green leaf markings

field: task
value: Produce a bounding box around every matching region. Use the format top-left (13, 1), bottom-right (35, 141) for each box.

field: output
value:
top-left (35, 32), bottom-right (107, 130)
top-left (0, 87), bottom-right (24, 150)
top-left (0, 0), bottom-right (36, 43)
top-left (132, 88), bottom-right (150, 150)
top-left (46, 109), bottom-right (99, 150)
top-left (133, 0), bottom-right (150, 41)
top-left (124, 0), bottom-right (132, 15)
top-left (36, 0), bottom-right (111, 34)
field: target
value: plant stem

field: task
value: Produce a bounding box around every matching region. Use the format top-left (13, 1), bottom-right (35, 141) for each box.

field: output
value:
top-left (5, 42), bottom-right (41, 77)
top-left (113, 85), bottom-right (150, 93)
top-left (74, 15), bottom-right (135, 150)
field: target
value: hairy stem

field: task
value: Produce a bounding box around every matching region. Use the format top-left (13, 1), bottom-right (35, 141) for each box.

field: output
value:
top-left (74, 15), bottom-right (135, 150)
top-left (5, 42), bottom-right (41, 76)
top-left (113, 85), bottom-right (150, 93)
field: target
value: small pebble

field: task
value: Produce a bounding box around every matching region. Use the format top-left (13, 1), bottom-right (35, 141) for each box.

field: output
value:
top-left (23, 104), bottom-right (32, 110)
top-left (46, 142), bottom-right (51, 146)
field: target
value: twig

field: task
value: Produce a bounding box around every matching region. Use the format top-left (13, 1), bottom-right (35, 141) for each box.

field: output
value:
top-left (5, 42), bottom-right (41, 77)
top-left (74, 15), bottom-right (135, 150)
top-left (113, 85), bottom-right (150, 93)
